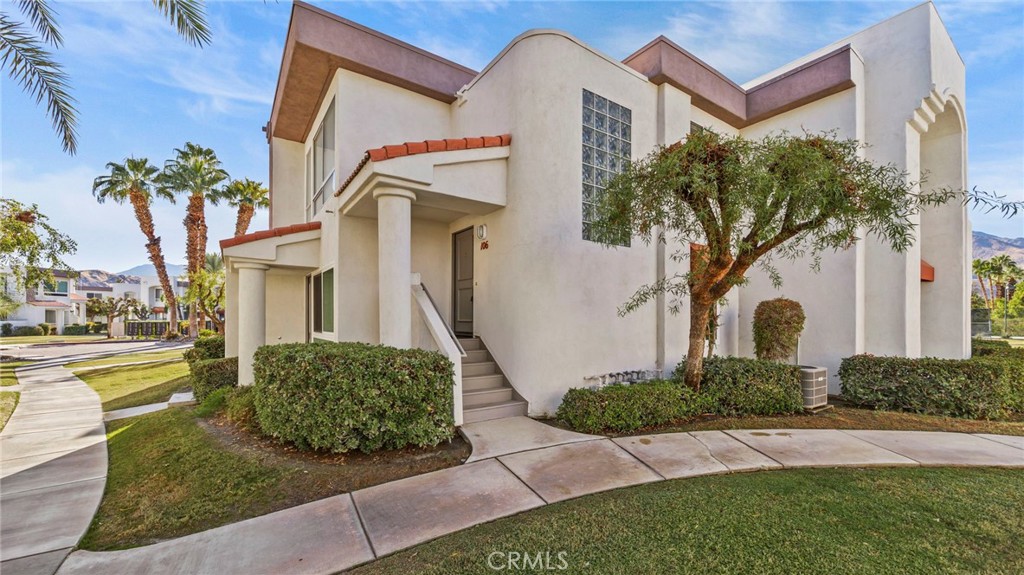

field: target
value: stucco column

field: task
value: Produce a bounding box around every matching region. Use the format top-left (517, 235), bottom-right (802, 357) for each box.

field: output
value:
top-left (235, 262), bottom-right (269, 386)
top-left (374, 187), bottom-right (416, 348)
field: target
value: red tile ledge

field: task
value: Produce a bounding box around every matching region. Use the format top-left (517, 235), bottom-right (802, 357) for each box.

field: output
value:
top-left (335, 134), bottom-right (511, 198)
top-left (220, 221), bottom-right (322, 250)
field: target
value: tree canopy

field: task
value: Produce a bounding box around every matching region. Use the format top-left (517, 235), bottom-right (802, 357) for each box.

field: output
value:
top-left (596, 129), bottom-right (957, 388)
top-left (0, 198), bottom-right (77, 290)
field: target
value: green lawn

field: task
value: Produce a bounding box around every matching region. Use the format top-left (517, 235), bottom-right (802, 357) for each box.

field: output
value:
top-left (74, 362), bottom-right (191, 411)
top-left (81, 407), bottom-right (468, 550)
top-left (66, 349), bottom-right (185, 369)
top-left (0, 360), bottom-right (34, 387)
top-left (0, 391), bottom-right (18, 431)
top-left (0, 334), bottom-right (108, 345)
top-left (352, 467), bottom-right (1024, 575)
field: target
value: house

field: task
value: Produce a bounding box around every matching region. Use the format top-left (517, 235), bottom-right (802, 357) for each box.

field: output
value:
top-left (220, 1), bottom-right (971, 424)
top-left (1, 269), bottom-right (90, 333)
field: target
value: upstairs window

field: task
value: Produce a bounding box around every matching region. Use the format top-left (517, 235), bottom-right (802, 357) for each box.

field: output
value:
top-left (582, 89), bottom-right (631, 246)
top-left (311, 99), bottom-right (336, 216)
top-left (43, 279), bottom-right (69, 296)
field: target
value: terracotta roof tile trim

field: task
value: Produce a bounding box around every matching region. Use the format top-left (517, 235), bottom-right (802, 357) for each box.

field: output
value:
top-left (335, 134), bottom-right (511, 197)
top-left (220, 221), bottom-right (322, 250)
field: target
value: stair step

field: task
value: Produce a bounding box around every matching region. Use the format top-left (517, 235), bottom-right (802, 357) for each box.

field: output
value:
top-left (462, 361), bottom-right (498, 377)
top-left (463, 399), bottom-right (528, 424)
top-left (458, 338), bottom-right (483, 351)
top-left (463, 350), bottom-right (491, 364)
top-left (462, 374), bottom-right (505, 391)
top-left (463, 386), bottom-right (513, 407)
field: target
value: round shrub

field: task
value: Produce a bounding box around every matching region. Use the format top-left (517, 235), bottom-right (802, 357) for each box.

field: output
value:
top-left (12, 325), bottom-right (44, 337)
top-left (752, 298), bottom-right (806, 361)
top-left (184, 335), bottom-right (225, 365)
top-left (190, 357), bottom-right (238, 402)
top-left (252, 342), bottom-right (454, 454)
top-left (1, 323), bottom-right (12, 337)
top-left (37, 323), bottom-right (51, 336)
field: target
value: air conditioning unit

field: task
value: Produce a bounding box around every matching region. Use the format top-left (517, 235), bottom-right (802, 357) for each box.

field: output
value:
top-left (800, 366), bottom-right (828, 410)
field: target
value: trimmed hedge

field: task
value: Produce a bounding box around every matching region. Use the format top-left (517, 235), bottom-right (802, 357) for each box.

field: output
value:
top-left (252, 342), bottom-right (454, 454)
top-left (972, 339), bottom-right (1024, 359)
top-left (558, 357), bottom-right (803, 434)
top-left (2, 323), bottom-right (12, 337)
top-left (12, 326), bottom-right (44, 336)
top-left (694, 357), bottom-right (804, 417)
top-left (184, 335), bottom-right (225, 365)
top-left (190, 357), bottom-right (238, 403)
top-left (91, 323), bottom-right (106, 334)
top-left (556, 381), bottom-right (709, 434)
top-left (839, 355), bottom-right (1024, 420)
top-left (752, 298), bottom-right (805, 361)
top-left (62, 324), bottom-right (90, 335)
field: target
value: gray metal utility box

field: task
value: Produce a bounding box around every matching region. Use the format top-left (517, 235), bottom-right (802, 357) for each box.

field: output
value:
top-left (799, 366), bottom-right (828, 410)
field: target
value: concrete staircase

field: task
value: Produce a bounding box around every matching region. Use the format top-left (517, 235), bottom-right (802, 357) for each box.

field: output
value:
top-left (460, 337), bottom-right (527, 424)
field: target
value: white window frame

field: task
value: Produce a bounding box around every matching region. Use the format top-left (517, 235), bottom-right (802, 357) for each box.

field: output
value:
top-left (310, 98), bottom-right (336, 217)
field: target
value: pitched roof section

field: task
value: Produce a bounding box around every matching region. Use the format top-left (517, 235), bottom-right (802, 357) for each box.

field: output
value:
top-left (270, 1), bottom-right (478, 142)
top-left (220, 222), bottom-right (322, 250)
top-left (335, 135), bottom-right (512, 198)
top-left (29, 300), bottom-right (72, 308)
top-left (623, 38), bottom-right (856, 128)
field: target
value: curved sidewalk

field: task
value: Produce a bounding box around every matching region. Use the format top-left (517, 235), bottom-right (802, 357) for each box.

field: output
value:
top-left (0, 343), bottom-right (191, 575)
top-left (55, 417), bottom-right (1024, 575)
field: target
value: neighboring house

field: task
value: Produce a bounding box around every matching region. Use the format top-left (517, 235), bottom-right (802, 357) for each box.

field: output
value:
top-left (1, 269), bottom-right (89, 333)
top-left (221, 2), bottom-right (970, 424)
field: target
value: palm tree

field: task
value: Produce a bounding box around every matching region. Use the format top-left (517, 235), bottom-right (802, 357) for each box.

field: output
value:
top-left (157, 142), bottom-right (228, 337)
top-left (92, 157), bottom-right (180, 334)
top-left (205, 252), bottom-right (223, 273)
top-left (1, 0), bottom-right (211, 155)
top-left (973, 258), bottom-right (992, 308)
top-left (989, 255), bottom-right (1019, 300)
top-left (220, 178), bottom-right (269, 237)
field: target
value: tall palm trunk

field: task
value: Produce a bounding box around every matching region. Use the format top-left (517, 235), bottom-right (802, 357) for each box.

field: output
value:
top-left (234, 203), bottom-right (255, 237)
top-left (977, 276), bottom-right (990, 308)
top-left (128, 190), bottom-right (179, 332)
top-left (184, 194), bottom-right (207, 338)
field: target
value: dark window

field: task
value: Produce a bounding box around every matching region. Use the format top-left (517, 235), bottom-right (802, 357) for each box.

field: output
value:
top-left (312, 269), bottom-right (334, 333)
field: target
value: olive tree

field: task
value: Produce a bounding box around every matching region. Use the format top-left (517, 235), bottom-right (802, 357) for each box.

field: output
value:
top-left (594, 130), bottom-right (957, 390)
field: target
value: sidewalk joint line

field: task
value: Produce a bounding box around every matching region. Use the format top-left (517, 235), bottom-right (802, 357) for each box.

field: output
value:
top-left (835, 429), bottom-right (923, 465)
top-left (495, 456), bottom-right (550, 504)
top-left (349, 492), bottom-right (380, 559)
top-left (719, 430), bottom-right (787, 468)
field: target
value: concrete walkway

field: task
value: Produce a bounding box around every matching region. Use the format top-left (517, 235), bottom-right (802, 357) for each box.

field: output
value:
top-left (53, 417), bottom-right (1024, 575)
top-left (0, 342), bottom-right (191, 575)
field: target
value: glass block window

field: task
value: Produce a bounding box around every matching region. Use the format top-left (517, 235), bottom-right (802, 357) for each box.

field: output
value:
top-left (582, 89), bottom-right (631, 245)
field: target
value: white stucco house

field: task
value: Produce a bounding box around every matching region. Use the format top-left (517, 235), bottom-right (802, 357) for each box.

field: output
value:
top-left (221, 1), bottom-right (971, 425)
top-left (1, 269), bottom-right (89, 333)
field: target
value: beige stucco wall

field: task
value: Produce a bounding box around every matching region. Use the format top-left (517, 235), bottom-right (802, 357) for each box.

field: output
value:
top-left (242, 2), bottom-right (969, 413)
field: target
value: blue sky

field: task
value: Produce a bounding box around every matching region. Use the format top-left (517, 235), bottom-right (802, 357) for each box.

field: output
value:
top-left (2, 0), bottom-right (1022, 273)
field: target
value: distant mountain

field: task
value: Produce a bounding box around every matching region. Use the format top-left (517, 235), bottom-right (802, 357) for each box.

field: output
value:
top-left (116, 263), bottom-right (187, 277)
top-left (973, 231), bottom-right (1024, 265)
top-left (79, 269), bottom-right (139, 286)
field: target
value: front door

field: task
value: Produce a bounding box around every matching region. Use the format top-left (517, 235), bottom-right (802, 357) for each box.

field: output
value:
top-left (453, 228), bottom-right (474, 336)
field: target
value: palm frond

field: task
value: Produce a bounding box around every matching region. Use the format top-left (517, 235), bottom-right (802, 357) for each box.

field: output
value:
top-left (16, 0), bottom-right (62, 46)
top-left (0, 14), bottom-right (77, 154)
top-left (151, 0), bottom-right (211, 48)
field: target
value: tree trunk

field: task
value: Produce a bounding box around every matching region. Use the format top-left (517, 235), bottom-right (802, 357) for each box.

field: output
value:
top-left (683, 295), bottom-right (714, 390)
top-left (184, 194), bottom-right (207, 338)
top-left (106, 312), bottom-right (114, 339)
top-left (235, 204), bottom-right (255, 237)
top-left (128, 190), bottom-right (179, 335)
top-left (977, 277), bottom-right (990, 308)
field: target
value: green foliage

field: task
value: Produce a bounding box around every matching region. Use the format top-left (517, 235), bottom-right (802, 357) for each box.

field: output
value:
top-left (225, 387), bottom-right (257, 431)
top-left (37, 322), bottom-right (50, 335)
top-left (1, 323), bottom-right (11, 337)
top-left (556, 381), bottom-right (710, 434)
top-left (184, 335), bottom-right (224, 365)
top-left (194, 386), bottom-right (229, 417)
top-left (62, 323), bottom-right (90, 335)
top-left (971, 339), bottom-right (1022, 358)
top-left (839, 355), bottom-right (1024, 419)
top-left (189, 357), bottom-right (237, 403)
top-left (0, 199), bottom-right (77, 291)
top-left (685, 357), bottom-right (804, 417)
top-left (198, 328), bottom-right (216, 338)
top-left (252, 342), bottom-right (455, 454)
top-left (91, 322), bottom-right (105, 334)
top-left (12, 325), bottom-right (43, 336)
top-left (752, 298), bottom-right (806, 361)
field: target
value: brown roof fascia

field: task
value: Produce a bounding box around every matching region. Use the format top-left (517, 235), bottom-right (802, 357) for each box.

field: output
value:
top-left (270, 1), bottom-right (478, 143)
top-left (624, 37), bottom-right (855, 128)
top-left (745, 46), bottom-right (856, 125)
